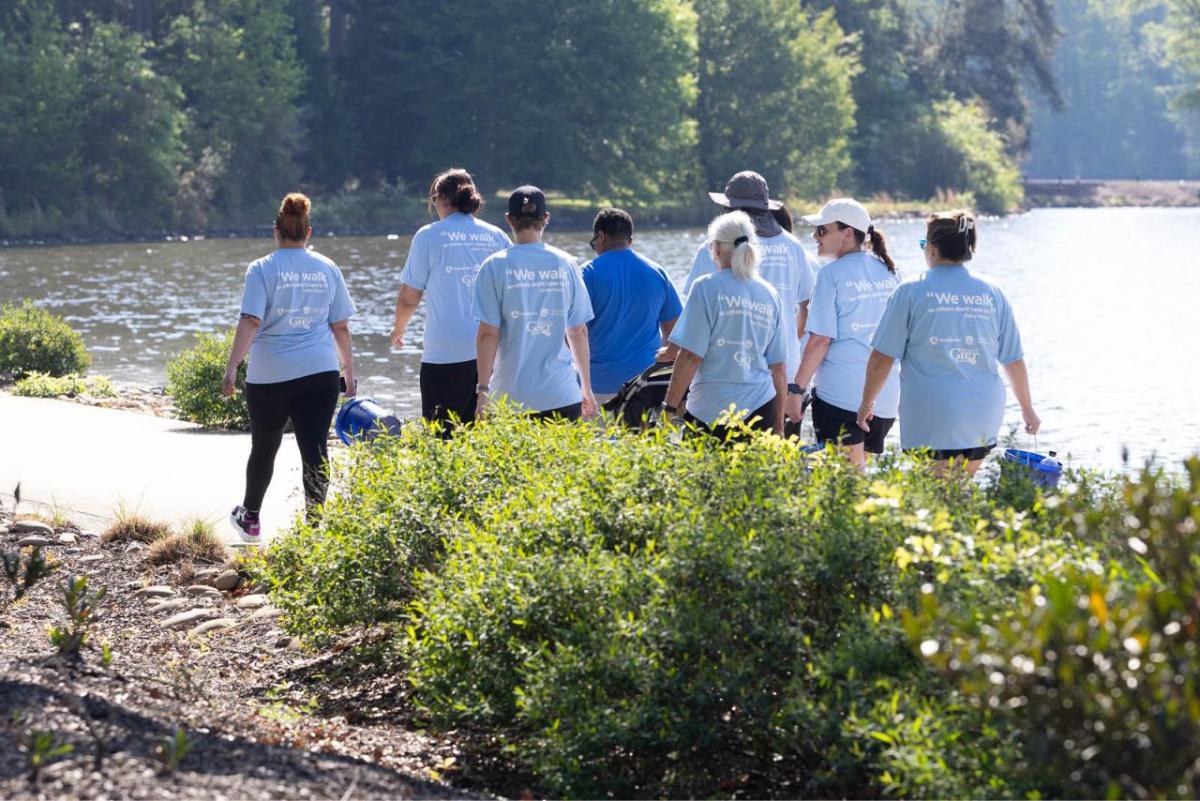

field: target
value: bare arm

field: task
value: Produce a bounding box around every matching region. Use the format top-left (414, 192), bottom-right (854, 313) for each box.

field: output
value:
top-left (856, 350), bottom-right (896, 431)
top-left (655, 318), bottom-right (680, 363)
top-left (663, 348), bottom-right (702, 412)
top-left (1002, 358), bottom-right (1041, 434)
top-left (330, 318), bottom-right (356, 397)
top-left (770, 362), bottom-right (787, 436)
top-left (474, 322), bottom-right (500, 415)
top-left (796, 301), bottom-right (809, 341)
top-left (793, 334), bottom-right (831, 389)
top-left (221, 314), bottom-right (260, 397)
top-left (390, 284), bottom-right (424, 348)
top-left (565, 323), bottom-right (598, 417)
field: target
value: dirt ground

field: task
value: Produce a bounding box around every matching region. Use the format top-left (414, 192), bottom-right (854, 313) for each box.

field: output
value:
top-left (0, 506), bottom-right (520, 800)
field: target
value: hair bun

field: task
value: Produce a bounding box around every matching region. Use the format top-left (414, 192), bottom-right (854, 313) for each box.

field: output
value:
top-left (282, 194), bottom-right (310, 216)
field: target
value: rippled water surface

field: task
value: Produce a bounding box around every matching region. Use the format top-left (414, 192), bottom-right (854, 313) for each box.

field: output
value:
top-left (3, 207), bottom-right (1197, 470)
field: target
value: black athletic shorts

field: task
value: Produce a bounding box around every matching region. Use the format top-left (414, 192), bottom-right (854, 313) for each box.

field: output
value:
top-left (811, 389), bottom-right (894, 454)
top-left (684, 397), bottom-right (777, 443)
top-left (905, 444), bottom-right (995, 461)
top-left (529, 402), bottom-right (582, 422)
top-left (419, 359), bottom-right (477, 425)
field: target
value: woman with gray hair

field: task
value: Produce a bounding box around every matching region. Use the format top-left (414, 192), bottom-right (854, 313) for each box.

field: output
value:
top-left (661, 211), bottom-right (789, 439)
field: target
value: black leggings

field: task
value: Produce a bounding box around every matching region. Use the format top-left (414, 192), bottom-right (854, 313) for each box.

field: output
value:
top-left (684, 396), bottom-right (777, 443)
top-left (243, 370), bottom-right (339, 515)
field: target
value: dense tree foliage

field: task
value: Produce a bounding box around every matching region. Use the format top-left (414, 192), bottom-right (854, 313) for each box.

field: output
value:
top-left (0, 0), bottom-right (1196, 235)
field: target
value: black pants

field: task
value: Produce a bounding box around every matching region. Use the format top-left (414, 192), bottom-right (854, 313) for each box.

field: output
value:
top-left (528, 402), bottom-right (583, 422)
top-left (244, 370), bottom-right (339, 515)
top-left (684, 396), bottom-right (777, 443)
top-left (420, 359), bottom-right (477, 426)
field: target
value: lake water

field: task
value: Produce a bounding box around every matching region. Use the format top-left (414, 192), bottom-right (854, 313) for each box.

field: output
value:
top-left (2, 207), bottom-right (1197, 471)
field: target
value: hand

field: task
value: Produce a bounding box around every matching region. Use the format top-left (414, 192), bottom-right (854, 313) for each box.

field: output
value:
top-left (475, 390), bottom-right (490, 418)
top-left (389, 327), bottom-right (405, 349)
top-left (773, 413), bottom-right (786, 437)
top-left (655, 346), bottom-right (675, 363)
top-left (581, 391), bottom-right (599, 419)
top-left (784, 391), bottom-right (806, 423)
top-left (221, 367), bottom-right (238, 398)
top-left (856, 400), bottom-right (874, 432)
top-left (1023, 407), bottom-right (1041, 435)
top-left (343, 375), bottom-right (357, 398)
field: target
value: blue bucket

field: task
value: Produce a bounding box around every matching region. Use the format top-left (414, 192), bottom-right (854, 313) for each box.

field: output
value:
top-left (1002, 448), bottom-right (1063, 489)
top-left (335, 397), bottom-right (402, 445)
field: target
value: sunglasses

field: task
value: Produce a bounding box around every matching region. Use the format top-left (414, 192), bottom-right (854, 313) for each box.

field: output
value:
top-left (814, 225), bottom-right (832, 237)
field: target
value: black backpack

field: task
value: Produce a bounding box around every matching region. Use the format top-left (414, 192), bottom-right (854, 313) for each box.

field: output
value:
top-left (603, 362), bottom-right (685, 428)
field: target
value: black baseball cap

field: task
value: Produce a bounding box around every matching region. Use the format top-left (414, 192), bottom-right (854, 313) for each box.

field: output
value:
top-left (507, 185), bottom-right (547, 217)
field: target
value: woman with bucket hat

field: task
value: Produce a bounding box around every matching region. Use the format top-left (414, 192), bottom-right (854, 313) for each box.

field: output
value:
top-left (222, 192), bottom-right (357, 541)
top-left (790, 198), bottom-right (900, 467)
top-left (857, 210), bottom-right (1040, 476)
top-left (681, 171), bottom-right (817, 426)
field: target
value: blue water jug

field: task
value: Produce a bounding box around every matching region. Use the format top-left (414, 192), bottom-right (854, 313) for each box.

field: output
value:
top-left (1002, 448), bottom-right (1063, 489)
top-left (334, 397), bottom-right (402, 445)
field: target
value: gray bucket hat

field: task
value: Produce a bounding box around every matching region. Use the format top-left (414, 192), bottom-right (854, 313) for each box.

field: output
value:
top-left (708, 171), bottom-right (782, 211)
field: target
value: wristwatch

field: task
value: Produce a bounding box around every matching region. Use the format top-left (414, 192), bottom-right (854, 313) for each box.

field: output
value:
top-left (661, 402), bottom-right (679, 414)
top-left (476, 383), bottom-right (490, 394)
top-left (787, 383), bottom-right (807, 396)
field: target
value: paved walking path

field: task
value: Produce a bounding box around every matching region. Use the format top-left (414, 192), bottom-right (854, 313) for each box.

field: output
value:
top-left (0, 394), bottom-right (304, 542)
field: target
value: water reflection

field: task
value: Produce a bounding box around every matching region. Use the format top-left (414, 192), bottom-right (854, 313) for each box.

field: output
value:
top-left (2, 207), bottom-right (1198, 470)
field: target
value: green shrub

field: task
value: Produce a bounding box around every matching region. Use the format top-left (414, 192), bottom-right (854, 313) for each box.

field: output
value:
top-left (264, 410), bottom-right (1150, 797)
top-left (13, 371), bottom-right (114, 398)
top-left (166, 329), bottom-right (248, 430)
top-left (0, 301), bottom-right (90, 378)
top-left (911, 458), bottom-right (1200, 798)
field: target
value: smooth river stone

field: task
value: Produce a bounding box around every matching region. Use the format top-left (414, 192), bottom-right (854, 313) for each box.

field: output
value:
top-left (185, 585), bottom-right (222, 598)
top-left (17, 536), bottom-right (54, 547)
top-left (234, 594), bottom-right (269, 609)
top-left (147, 598), bottom-right (191, 614)
top-left (160, 608), bottom-right (218, 630)
top-left (134, 585), bottom-right (176, 598)
top-left (11, 520), bottom-right (54, 536)
top-left (188, 618), bottom-right (238, 637)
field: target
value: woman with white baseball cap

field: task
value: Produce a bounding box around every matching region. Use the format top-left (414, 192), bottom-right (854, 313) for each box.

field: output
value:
top-left (858, 210), bottom-right (1041, 476)
top-left (679, 171), bottom-right (817, 426)
top-left (790, 198), bottom-right (900, 466)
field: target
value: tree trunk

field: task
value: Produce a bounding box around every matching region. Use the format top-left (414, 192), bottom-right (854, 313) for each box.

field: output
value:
top-left (131, 0), bottom-right (152, 34)
top-left (329, 0), bottom-right (347, 59)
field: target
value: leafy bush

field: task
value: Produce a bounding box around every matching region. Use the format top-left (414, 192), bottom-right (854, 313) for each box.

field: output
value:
top-left (264, 410), bottom-right (1167, 797)
top-left (911, 458), bottom-right (1200, 798)
top-left (13, 371), bottom-right (115, 398)
top-left (0, 301), bottom-right (91, 378)
top-left (166, 329), bottom-right (248, 430)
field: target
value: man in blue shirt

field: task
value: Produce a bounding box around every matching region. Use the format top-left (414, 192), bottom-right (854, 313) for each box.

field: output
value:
top-left (581, 209), bottom-right (683, 403)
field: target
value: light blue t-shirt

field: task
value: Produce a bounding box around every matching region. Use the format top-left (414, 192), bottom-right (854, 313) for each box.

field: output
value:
top-left (669, 269), bottom-right (788, 426)
top-left (684, 231), bottom-right (816, 379)
top-left (399, 212), bottom-right (510, 364)
top-left (240, 248), bottom-right (355, 384)
top-left (806, 251), bottom-right (901, 417)
top-left (582, 248), bottom-right (683, 394)
top-left (871, 265), bottom-right (1024, 450)
top-left (473, 242), bottom-right (594, 412)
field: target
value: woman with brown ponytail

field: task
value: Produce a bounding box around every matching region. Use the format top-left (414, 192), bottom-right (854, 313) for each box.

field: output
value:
top-left (788, 198), bottom-right (900, 466)
top-left (390, 168), bottom-right (510, 427)
top-left (858, 210), bottom-right (1040, 476)
top-left (222, 192), bottom-right (357, 541)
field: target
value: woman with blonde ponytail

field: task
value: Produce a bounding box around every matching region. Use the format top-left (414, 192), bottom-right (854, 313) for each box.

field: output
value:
top-left (661, 211), bottom-right (788, 439)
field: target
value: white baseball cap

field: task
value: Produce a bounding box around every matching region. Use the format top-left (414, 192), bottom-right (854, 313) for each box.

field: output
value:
top-left (801, 198), bottom-right (872, 233)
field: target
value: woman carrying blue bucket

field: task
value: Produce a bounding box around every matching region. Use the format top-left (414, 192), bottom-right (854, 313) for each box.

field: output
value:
top-left (222, 192), bottom-right (357, 541)
top-left (856, 210), bottom-right (1040, 477)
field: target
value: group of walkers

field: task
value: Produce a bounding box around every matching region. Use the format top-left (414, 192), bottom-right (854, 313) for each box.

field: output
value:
top-left (221, 169), bottom-right (1040, 542)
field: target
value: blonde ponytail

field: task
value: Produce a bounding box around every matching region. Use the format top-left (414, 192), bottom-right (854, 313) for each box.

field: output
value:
top-left (708, 211), bottom-right (760, 280)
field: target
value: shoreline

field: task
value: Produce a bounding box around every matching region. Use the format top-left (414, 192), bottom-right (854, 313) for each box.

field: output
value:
top-left (3, 180), bottom-right (1196, 249)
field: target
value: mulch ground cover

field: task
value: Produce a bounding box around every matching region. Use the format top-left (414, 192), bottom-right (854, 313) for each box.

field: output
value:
top-left (0, 505), bottom-right (513, 800)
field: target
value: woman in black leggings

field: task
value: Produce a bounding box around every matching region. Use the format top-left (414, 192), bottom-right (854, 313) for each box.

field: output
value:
top-left (221, 192), bottom-right (357, 541)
